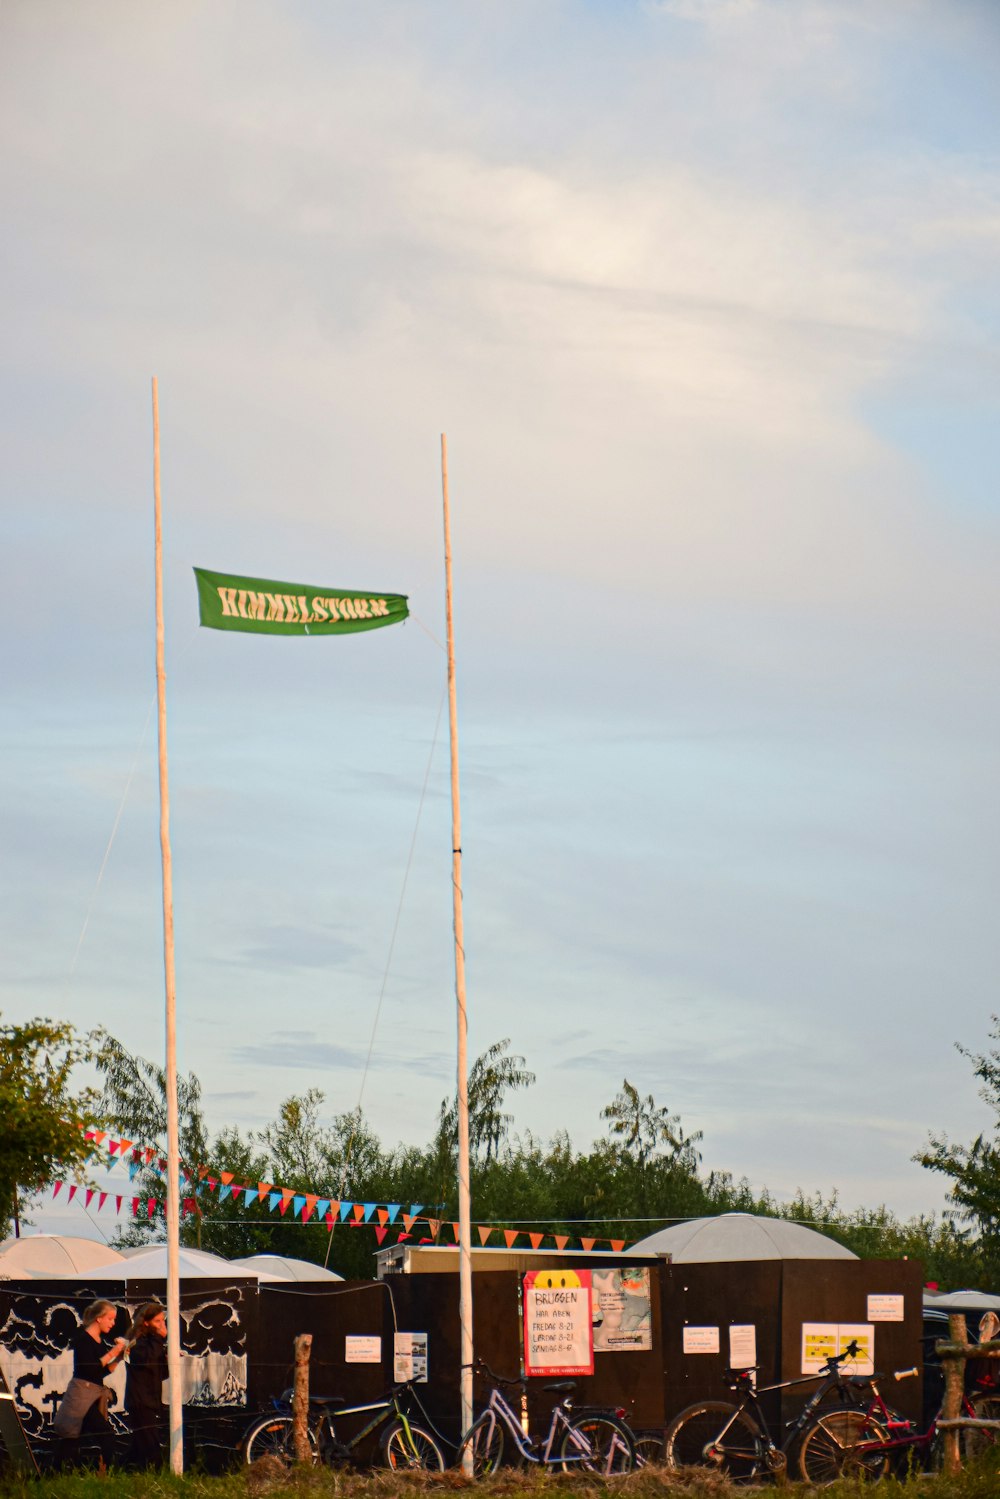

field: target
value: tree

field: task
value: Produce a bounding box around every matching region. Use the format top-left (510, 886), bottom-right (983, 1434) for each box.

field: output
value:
top-left (0, 1015), bottom-right (99, 1237)
top-left (601, 1078), bottom-right (702, 1172)
top-left (918, 1014), bottom-right (1000, 1281)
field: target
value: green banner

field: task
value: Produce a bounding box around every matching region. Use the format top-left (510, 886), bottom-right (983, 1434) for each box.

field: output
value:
top-left (194, 567), bottom-right (409, 636)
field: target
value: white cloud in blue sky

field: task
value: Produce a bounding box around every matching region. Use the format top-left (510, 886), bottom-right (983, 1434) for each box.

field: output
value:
top-left (2, 0), bottom-right (999, 1234)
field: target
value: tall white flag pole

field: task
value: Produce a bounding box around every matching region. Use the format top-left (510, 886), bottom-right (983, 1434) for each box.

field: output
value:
top-left (441, 434), bottom-right (474, 1452)
top-left (152, 378), bottom-right (184, 1474)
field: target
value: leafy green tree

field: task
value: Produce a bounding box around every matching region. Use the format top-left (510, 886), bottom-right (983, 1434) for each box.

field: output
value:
top-left (918, 1015), bottom-right (1000, 1283)
top-left (0, 1015), bottom-right (99, 1236)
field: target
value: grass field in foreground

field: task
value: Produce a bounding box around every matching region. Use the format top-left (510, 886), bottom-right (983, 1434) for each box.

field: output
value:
top-left (3, 1455), bottom-right (1000, 1499)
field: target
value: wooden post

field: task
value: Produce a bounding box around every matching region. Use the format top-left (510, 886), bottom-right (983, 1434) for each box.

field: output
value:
top-left (292, 1334), bottom-right (313, 1465)
top-left (941, 1312), bottom-right (967, 1474)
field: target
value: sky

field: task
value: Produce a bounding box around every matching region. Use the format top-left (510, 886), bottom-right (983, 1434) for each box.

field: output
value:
top-left (3, 0), bottom-right (1000, 1242)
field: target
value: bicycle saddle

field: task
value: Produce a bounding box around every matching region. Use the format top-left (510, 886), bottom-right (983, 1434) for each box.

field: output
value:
top-left (278, 1388), bottom-right (346, 1409)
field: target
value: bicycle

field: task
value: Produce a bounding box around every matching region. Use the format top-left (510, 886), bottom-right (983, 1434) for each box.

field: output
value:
top-left (241, 1377), bottom-right (448, 1471)
top-left (796, 1368), bottom-right (1000, 1482)
top-left (664, 1339), bottom-right (871, 1482)
top-left (456, 1360), bottom-right (635, 1476)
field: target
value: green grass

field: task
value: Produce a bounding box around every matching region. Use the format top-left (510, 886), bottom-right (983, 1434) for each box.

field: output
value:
top-left (4, 1455), bottom-right (1000, 1499)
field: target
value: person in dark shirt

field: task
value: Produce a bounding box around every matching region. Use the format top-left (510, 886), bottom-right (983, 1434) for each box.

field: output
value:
top-left (53, 1299), bottom-right (128, 1469)
top-left (124, 1302), bottom-right (168, 1469)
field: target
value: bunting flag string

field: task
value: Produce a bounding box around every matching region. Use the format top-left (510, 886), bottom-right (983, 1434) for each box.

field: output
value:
top-left (69, 1127), bottom-right (636, 1251)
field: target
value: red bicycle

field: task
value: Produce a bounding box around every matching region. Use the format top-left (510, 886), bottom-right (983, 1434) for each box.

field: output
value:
top-left (797, 1368), bottom-right (1000, 1483)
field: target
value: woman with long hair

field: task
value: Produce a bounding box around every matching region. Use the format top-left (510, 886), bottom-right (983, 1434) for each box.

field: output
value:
top-left (125, 1301), bottom-right (168, 1469)
top-left (52, 1299), bottom-right (128, 1470)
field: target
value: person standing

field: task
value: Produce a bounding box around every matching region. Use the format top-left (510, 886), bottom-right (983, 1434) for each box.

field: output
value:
top-left (53, 1299), bottom-right (128, 1470)
top-left (125, 1302), bottom-right (169, 1469)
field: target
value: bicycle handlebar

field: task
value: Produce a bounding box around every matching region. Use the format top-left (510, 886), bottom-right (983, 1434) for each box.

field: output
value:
top-left (463, 1359), bottom-right (525, 1389)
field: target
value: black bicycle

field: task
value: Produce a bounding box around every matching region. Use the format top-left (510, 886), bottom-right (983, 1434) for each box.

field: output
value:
top-left (664, 1339), bottom-right (868, 1481)
top-left (241, 1378), bottom-right (448, 1471)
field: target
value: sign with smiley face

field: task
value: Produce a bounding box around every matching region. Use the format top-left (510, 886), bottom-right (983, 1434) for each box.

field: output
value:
top-left (523, 1268), bottom-right (594, 1376)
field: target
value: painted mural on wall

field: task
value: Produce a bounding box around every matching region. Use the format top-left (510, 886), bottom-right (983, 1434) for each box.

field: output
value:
top-left (0, 1281), bottom-right (250, 1433)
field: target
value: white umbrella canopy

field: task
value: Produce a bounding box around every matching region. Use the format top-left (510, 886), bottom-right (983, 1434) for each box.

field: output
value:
top-left (59, 1245), bottom-right (250, 1280)
top-left (927, 1289), bottom-right (1000, 1313)
top-left (630, 1212), bottom-right (857, 1262)
top-left (229, 1253), bottom-right (343, 1282)
top-left (0, 1234), bottom-right (127, 1278)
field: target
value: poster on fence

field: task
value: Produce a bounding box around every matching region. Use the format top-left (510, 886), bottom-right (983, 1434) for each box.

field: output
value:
top-left (591, 1267), bottom-right (652, 1352)
top-left (393, 1333), bottom-right (428, 1383)
top-left (523, 1269), bottom-right (594, 1376)
top-left (801, 1323), bottom-right (873, 1375)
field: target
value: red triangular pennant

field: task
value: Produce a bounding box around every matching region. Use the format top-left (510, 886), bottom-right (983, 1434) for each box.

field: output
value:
top-left (98, 1192), bottom-right (108, 1212)
top-left (53, 1181), bottom-right (63, 1198)
top-left (67, 1184), bottom-right (78, 1202)
top-left (374, 1226), bottom-right (388, 1245)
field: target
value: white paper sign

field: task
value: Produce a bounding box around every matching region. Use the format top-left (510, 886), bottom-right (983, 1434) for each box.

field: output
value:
top-left (867, 1294), bottom-right (904, 1322)
top-left (801, 1323), bottom-right (874, 1375)
top-left (683, 1325), bottom-right (720, 1354)
top-left (345, 1335), bottom-right (382, 1364)
top-left (393, 1332), bottom-right (428, 1382)
top-left (729, 1324), bottom-right (757, 1367)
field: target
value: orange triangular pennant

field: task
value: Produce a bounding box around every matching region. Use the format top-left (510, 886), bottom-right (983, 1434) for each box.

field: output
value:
top-left (609, 1239), bottom-right (625, 1253)
top-left (478, 1225), bottom-right (493, 1245)
top-left (580, 1237), bottom-right (596, 1252)
top-left (257, 1182), bottom-right (273, 1202)
top-left (451, 1222), bottom-right (460, 1242)
top-left (426, 1218), bottom-right (440, 1240)
top-left (303, 1194), bottom-right (319, 1222)
top-left (352, 1203), bottom-right (365, 1222)
top-left (528, 1232), bottom-right (543, 1249)
top-left (377, 1208), bottom-right (389, 1226)
top-left (503, 1229), bottom-right (518, 1248)
top-left (554, 1234), bottom-right (569, 1251)
top-left (402, 1213), bottom-right (415, 1232)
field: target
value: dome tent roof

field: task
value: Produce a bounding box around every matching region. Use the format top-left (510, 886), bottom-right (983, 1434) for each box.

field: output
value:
top-left (0, 1234), bottom-right (127, 1278)
top-left (229, 1254), bottom-right (343, 1282)
top-left (629, 1212), bottom-right (857, 1262)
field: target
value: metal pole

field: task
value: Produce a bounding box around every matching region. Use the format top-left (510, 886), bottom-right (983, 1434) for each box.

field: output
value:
top-left (152, 377), bottom-right (184, 1474)
top-left (441, 434), bottom-right (474, 1458)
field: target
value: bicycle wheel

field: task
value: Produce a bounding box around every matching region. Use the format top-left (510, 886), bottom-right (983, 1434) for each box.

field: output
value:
top-left (634, 1428), bottom-right (665, 1466)
top-left (797, 1410), bottom-right (890, 1484)
top-left (664, 1401), bottom-right (765, 1481)
top-left (560, 1414), bottom-right (635, 1475)
top-left (380, 1418), bottom-right (447, 1471)
top-left (456, 1414), bottom-right (505, 1475)
top-left (965, 1394), bottom-right (1000, 1461)
top-left (243, 1414), bottom-right (317, 1467)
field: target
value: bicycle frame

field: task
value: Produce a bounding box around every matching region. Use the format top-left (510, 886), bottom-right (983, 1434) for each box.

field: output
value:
top-left (477, 1384), bottom-right (586, 1465)
top-left (297, 1381), bottom-right (440, 1464)
top-left (726, 1349), bottom-right (877, 1459)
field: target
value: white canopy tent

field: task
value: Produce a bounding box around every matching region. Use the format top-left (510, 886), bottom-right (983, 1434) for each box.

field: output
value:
top-left (0, 1234), bottom-right (127, 1279)
top-left (629, 1212), bottom-right (858, 1262)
